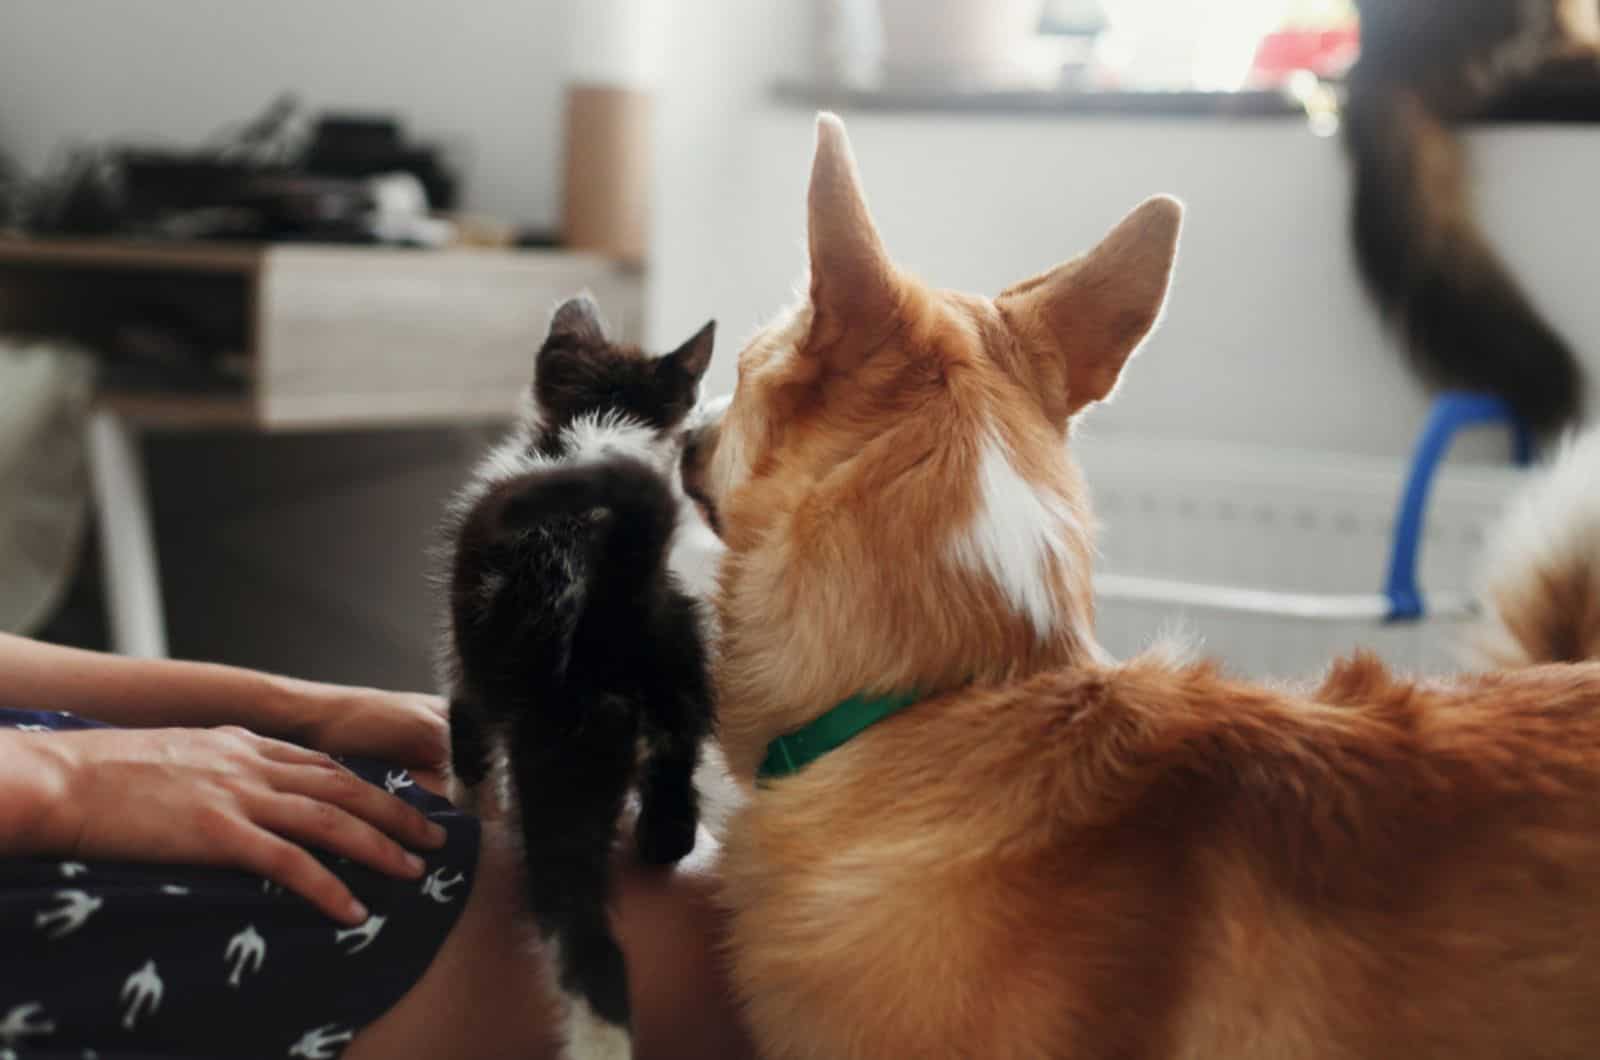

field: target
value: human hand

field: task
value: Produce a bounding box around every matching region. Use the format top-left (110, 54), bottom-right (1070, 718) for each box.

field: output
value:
top-left (20, 725), bottom-right (446, 924)
top-left (293, 688), bottom-right (452, 794)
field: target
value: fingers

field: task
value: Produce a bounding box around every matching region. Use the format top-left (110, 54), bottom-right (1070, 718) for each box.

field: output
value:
top-left (248, 731), bottom-right (344, 769)
top-left (388, 711), bottom-right (451, 772)
top-left (190, 800), bottom-right (369, 925)
top-left (268, 759), bottom-right (446, 852)
top-left (254, 702), bottom-right (448, 775)
top-left (204, 726), bottom-right (451, 924)
top-left (237, 823), bottom-right (373, 926)
top-left (251, 792), bottom-right (427, 886)
top-left (391, 701), bottom-right (452, 769)
top-left (240, 728), bottom-right (444, 851)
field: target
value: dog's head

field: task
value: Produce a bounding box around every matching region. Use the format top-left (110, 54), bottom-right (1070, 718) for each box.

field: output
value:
top-left (688, 114), bottom-right (1181, 774)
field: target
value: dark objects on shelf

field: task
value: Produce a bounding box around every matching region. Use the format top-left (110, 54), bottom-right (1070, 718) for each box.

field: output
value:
top-left (0, 248), bottom-right (254, 395)
top-left (118, 154), bottom-right (378, 243)
top-left (303, 115), bottom-right (459, 213)
top-left (4, 96), bottom-right (464, 245)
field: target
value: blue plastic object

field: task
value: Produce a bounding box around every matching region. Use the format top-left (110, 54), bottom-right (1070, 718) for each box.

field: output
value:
top-left (1382, 393), bottom-right (1536, 622)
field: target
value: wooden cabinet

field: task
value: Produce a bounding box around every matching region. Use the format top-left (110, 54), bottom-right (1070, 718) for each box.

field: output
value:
top-left (0, 238), bottom-right (644, 429)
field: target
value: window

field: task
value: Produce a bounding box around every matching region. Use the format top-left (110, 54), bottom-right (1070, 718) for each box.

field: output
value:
top-left (1041, 0), bottom-right (1358, 92)
top-left (799, 0), bottom-right (1359, 119)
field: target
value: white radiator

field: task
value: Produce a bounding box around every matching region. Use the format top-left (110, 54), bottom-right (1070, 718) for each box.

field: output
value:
top-left (1079, 434), bottom-right (1528, 680)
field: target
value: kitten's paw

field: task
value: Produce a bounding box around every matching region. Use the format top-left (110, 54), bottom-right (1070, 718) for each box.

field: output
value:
top-left (635, 811), bottom-right (697, 866)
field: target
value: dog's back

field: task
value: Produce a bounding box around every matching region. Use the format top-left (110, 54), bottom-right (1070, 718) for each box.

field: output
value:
top-left (723, 653), bottom-right (1600, 1058)
top-left (696, 116), bottom-right (1600, 1059)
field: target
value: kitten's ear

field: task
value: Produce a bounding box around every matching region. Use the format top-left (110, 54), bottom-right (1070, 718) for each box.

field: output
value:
top-left (548, 292), bottom-right (607, 346)
top-left (664, 320), bottom-right (716, 384)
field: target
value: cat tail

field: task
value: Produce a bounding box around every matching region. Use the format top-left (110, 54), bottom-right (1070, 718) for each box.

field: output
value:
top-left (495, 455), bottom-right (679, 587)
top-left (1344, 82), bottom-right (1585, 435)
top-left (1473, 427), bottom-right (1600, 667)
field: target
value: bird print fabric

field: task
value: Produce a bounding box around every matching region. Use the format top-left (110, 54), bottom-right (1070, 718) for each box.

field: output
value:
top-left (0, 708), bottom-right (478, 1059)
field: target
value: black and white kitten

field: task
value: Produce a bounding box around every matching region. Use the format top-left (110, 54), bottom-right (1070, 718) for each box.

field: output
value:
top-left (439, 294), bottom-right (718, 1059)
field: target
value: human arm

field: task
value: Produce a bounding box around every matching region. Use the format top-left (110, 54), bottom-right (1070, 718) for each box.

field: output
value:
top-left (0, 632), bottom-right (449, 784)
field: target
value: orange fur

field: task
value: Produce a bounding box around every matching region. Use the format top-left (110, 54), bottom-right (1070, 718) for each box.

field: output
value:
top-left (693, 113), bottom-right (1600, 1059)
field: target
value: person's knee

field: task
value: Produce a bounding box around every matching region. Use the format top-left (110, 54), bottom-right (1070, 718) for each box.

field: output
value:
top-left (348, 823), bottom-right (753, 1060)
top-left (345, 823), bottom-right (560, 1060)
top-left (613, 836), bottom-right (759, 1060)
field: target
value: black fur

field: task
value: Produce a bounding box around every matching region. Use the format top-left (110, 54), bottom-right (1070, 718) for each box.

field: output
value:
top-left (533, 296), bottom-right (714, 457)
top-left (1345, 0), bottom-right (1599, 434)
top-left (439, 295), bottom-right (716, 1044)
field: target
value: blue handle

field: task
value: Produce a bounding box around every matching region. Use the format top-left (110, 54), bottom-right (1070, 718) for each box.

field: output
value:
top-left (1382, 393), bottom-right (1535, 622)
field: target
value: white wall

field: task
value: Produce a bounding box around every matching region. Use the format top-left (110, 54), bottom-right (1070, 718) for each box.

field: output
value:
top-left (0, 0), bottom-right (577, 226)
top-left (741, 116), bottom-right (1600, 458)
top-left (10, 0), bottom-right (1598, 680)
top-left (651, 0), bottom-right (1600, 462)
top-left (648, 0), bottom-right (812, 350)
top-left (647, 1), bottom-right (1600, 676)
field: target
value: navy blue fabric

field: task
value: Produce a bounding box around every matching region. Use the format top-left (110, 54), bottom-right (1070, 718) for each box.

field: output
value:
top-left (0, 708), bottom-right (479, 1059)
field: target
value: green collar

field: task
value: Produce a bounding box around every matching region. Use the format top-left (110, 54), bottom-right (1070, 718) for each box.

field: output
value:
top-left (756, 689), bottom-right (922, 784)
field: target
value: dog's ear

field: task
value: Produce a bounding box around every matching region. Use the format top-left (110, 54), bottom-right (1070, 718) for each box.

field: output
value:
top-left (807, 113), bottom-right (897, 356)
top-left (998, 196), bottom-right (1182, 416)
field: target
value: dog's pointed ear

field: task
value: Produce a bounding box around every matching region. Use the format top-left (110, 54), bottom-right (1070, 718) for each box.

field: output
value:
top-left (998, 196), bottom-right (1182, 417)
top-left (662, 319), bottom-right (716, 384)
top-left (548, 292), bottom-right (607, 346)
top-left (807, 113), bottom-right (896, 346)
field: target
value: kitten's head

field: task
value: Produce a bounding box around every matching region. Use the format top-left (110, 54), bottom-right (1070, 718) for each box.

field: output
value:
top-left (529, 294), bottom-right (716, 463)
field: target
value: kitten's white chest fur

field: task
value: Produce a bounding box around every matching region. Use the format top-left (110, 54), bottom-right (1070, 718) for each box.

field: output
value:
top-left (669, 501), bottom-right (724, 616)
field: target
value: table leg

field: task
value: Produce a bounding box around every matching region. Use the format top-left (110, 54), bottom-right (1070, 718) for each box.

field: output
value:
top-left (85, 409), bottom-right (169, 658)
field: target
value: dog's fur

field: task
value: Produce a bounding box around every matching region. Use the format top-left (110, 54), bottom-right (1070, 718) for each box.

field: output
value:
top-left (684, 114), bottom-right (1600, 1059)
top-left (1476, 426), bottom-right (1600, 667)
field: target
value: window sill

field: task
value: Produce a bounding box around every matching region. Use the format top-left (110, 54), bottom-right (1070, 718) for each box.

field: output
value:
top-left (773, 80), bottom-right (1307, 120)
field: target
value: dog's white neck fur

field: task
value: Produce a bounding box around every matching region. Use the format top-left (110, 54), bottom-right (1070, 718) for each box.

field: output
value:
top-left (949, 429), bottom-right (1079, 637)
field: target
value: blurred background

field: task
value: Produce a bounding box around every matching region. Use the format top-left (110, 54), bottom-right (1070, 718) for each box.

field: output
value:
top-left (1, 0), bottom-right (1596, 687)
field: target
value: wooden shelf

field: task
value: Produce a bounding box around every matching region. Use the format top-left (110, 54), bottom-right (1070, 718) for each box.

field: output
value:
top-left (773, 80), bottom-right (1307, 119)
top-left (0, 237), bottom-right (261, 274)
top-left (97, 392), bottom-right (260, 430)
top-left (0, 238), bottom-right (646, 433)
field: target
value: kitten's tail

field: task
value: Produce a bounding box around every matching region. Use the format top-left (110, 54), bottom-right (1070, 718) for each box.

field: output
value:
top-left (1344, 82), bottom-right (1585, 435)
top-left (1473, 427), bottom-right (1600, 667)
top-left (494, 456), bottom-right (679, 586)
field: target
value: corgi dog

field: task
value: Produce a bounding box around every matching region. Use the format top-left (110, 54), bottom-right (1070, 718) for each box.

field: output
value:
top-left (683, 113), bottom-right (1600, 1059)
